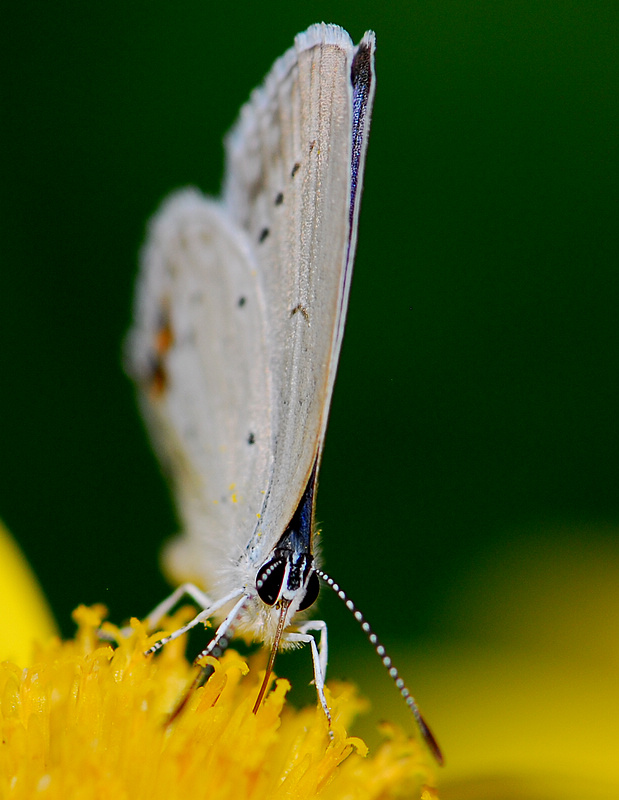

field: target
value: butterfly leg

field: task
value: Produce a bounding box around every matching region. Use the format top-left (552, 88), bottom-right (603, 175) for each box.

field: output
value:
top-left (143, 582), bottom-right (214, 631)
top-left (295, 619), bottom-right (329, 679)
top-left (284, 619), bottom-right (330, 723)
top-left (144, 587), bottom-right (244, 655)
top-left (98, 582), bottom-right (218, 642)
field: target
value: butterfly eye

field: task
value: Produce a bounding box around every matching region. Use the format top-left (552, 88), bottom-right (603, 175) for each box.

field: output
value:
top-left (256, 558), bottom-right (286, 605)
top-left (256, 558), bottom-right (320, 610)
top-left (298, 571), bottom-right (320, 610)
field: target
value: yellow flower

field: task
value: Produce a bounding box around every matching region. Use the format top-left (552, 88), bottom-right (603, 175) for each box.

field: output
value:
top-left (4, 514), bottom-right (619, 798)
top-left (0, 603), bottom-right (437, 799)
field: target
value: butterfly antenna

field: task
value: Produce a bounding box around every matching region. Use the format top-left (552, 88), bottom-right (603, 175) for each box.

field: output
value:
top-left (316, 569), bottom-right (444, 766)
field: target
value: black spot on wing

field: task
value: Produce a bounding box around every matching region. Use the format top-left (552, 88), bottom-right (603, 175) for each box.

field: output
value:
top-left (290, 304), bottom-right (310, 322)
top-left (247, 171), bottom-right (265, 204)
top-left (274, 192), bottom-right (284, 206)
top-left (258, 227), bottom-right (269, 243)
top-left (147, 355), bottom-right (168, 397)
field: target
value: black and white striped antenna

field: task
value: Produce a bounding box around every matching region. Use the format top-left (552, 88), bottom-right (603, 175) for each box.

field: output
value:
top-left (316, 569), bottom-right (444, 766)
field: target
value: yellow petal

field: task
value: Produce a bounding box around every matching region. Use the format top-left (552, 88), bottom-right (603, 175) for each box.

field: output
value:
top-left (0, 520), bottom-right (57, 663)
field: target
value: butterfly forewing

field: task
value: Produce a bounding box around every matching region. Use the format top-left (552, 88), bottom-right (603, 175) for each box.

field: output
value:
top-left (224, 26), bottom-right (376, 554)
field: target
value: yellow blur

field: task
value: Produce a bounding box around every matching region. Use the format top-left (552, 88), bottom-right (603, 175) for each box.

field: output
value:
top-left (0, 520), bottom-right (57, 664)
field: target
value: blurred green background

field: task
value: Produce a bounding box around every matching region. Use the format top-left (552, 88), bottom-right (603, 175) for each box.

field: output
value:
top-left (2, 0), bottom-right (618, 755)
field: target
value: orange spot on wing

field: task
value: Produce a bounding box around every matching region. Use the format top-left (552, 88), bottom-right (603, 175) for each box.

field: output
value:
top-left (155, 317), bottom-right (174, 355)
top-left (149, 306), bottom-right (174, 399)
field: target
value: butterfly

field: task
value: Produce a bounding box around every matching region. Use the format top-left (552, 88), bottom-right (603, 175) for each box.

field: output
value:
top-left (125, 23), bottom-right (442, 765)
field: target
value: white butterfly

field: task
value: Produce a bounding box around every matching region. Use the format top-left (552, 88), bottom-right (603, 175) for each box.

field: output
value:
top-left (126, 23), bottom-right (441, 764)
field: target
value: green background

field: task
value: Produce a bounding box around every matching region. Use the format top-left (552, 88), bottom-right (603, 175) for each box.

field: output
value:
top-left (2, 0), bottom-right (618, 720)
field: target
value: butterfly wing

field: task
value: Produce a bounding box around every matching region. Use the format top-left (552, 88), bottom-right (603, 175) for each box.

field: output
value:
top-left (126, 190), bottom-right (272, 589)
top-left (223, 24), bottom-right (376, 552)
top-left (127, 24), bottom-right (376, 602)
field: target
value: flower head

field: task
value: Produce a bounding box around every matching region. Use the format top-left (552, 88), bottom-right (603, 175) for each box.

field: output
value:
top-left (0, 604), bottom-right (437, 798)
